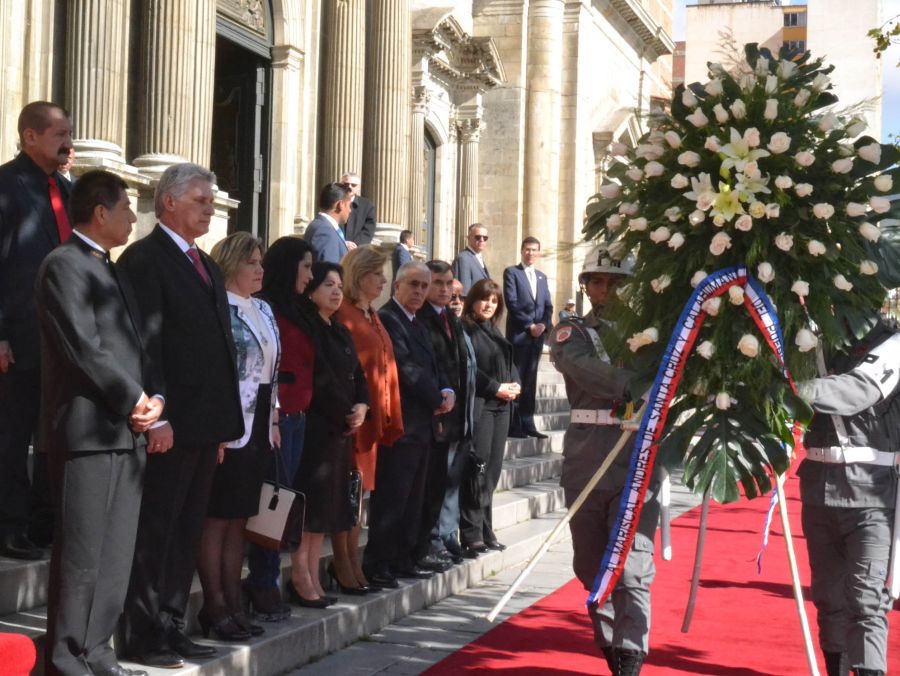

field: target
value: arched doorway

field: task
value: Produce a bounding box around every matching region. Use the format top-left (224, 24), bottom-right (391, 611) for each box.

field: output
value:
top-left (421, 128), bottom-right (438, 257)
top-left (211, 1), bottom-right (273, 238)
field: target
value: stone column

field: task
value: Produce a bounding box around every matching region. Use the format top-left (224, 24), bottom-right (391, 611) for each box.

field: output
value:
top-left (523, 0), bottom-right (564, 284)
top-left (456, 115), bottom-right (483, 237)
top-left (66, 0), bottom-right (130, 163)
top-left (407, 85), bottom-right (429, 240)
top-left (319, 0), bottom-right (365, 186)
top-left (364, 0), bottom-right (411, 242)
top-left (134, 0), bottom-right (216, 176)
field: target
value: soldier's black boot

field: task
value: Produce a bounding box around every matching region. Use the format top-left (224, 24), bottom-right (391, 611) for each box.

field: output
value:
top-left (600, 646), bottom-right (616, 675)
top-left (614, 649), bottom-right (645, 676)
top-left (824, 652), bottom-right (848, 676)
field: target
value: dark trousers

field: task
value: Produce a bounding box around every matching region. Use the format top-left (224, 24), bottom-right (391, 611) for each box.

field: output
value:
top-left (363, 435), bottom-right (430, 574)
top-left (460, 403), bottom-right (509, 546)
top-left (123, 442), bottom-right (217, 655)
top-left (511, 338), bottom-right (543, 432)
top-left (415, 441), bottom-right (450, 560)
top-left (46, 448), bottom-right (145, 675)
top-left (436, 440), bottom-right (465, 544)
top-left (0, 367), bottom-right (40, 536)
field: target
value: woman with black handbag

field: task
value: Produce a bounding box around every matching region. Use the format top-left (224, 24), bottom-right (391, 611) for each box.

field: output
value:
top-left (459, 279), bottom-right (521, 558)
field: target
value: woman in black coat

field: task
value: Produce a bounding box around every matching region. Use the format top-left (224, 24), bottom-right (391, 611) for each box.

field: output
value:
top-left (289, 262), bottom-right (370, 607)
top-left (460, 279), bottom-right (521, 556)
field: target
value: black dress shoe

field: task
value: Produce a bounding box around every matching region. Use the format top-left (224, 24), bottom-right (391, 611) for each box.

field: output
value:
top-left (131, 650), bottom-right (183, 669)
top-left (365, 570), bottom-right (399, 589)
top-left (231, 611), bottom-right (265, 636)
top-left (525, 429), bottom-right (548, 439)
top-left (435, 548), bottom-right (463, 565)
top-left (508, 430), bottom-right (529, 439)
top-left (416, 553), bottom-right (451, 573)
top-left (444, 538), bottom-right (465, 558)
top-left (166, 627), bottom-right (217, 658)
top-left (484, 539), bottom-right (507, 551)
top-left (462, 543), bottom-right (488, 558)
top-left (94, 665), bottom-right (149, 676)
top-left (0, 533), bottom-right (43, 560)
top-left (392, 565), bottom-right (433, 579)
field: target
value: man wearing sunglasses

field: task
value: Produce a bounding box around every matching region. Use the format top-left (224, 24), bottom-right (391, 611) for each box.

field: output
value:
top-left (452, 223), bottom-right (491, 294)
top-left (341, 172), bottom-right (376, 247)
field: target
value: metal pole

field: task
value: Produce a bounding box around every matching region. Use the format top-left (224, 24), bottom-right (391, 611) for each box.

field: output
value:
top-left (680, 489), bottom-right (711, 633)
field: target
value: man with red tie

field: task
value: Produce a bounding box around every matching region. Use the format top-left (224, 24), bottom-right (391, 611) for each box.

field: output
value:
top-left (0, 101), bottom-right (74, 560)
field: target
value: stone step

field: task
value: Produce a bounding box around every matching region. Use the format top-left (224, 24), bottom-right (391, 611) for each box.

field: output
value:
top-left (494, 452), bottom-right (563, 493)
top-left (502, 429), bottom-right (564, 460)
top-left (532, 395), bottom-right (568, 414)
top-left (536, 381), bottom-right (567, 399)
top-left (533, 410), bottom-right (570, 432)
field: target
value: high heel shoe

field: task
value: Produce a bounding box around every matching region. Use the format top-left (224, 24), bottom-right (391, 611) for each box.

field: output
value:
top-left (197, 608), bottom-right (251, 641)
top-left (232, 610), bottom-right (265, 636)
top-left (285, 580), bottom-right (332, 608)
top-left (327, 562), bottom-right (370, 595)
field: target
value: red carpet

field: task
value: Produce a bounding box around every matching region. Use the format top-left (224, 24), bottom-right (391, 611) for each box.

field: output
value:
top-left (427, 477), bottom-right (899, 674)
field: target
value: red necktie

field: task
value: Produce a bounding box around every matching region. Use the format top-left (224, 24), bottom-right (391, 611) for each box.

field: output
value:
top-left (441, 309), bottom-right (452, 340)
top-left (186, 247), bottom-right (212, 287)
top-left (48, 175), bottom-right (72, 243)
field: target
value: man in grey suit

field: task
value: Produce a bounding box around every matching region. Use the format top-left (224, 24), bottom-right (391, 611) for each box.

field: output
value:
top-left (452, 223), bottom-right (491, 294)
top-left (391, 230), bottom-right (414, 287)
top-left (341, 171), bottom-right (376, 247)
top-left (304, 182), bottom-right (353, 263)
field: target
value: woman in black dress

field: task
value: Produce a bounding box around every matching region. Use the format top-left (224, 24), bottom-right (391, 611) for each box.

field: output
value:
top-left (460, 279), bottom-right (520, 557)
top-left (289, 262), bottom-right (370, 606)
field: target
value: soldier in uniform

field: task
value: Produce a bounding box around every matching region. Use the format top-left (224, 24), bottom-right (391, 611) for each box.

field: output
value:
top-left (796, 318), bottom-right (900, 676)
top-left (549, 245), bottom-right (659, 676)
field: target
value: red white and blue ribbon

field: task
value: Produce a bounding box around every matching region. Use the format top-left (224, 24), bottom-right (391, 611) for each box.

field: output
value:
top-left (587, 265), bottom-right (800, 607)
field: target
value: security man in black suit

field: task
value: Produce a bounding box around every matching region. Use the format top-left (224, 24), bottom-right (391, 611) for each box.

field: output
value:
top-left (117, 163), bottom-right (243, 669)
top-left (0, 101), bottom-right (74, 559)
top-left (341, 171), bottom-right (376, 246)
top-left (363, 262), bottom-right (455, 587)
top-left (37, 170), bottom-right (161, 676)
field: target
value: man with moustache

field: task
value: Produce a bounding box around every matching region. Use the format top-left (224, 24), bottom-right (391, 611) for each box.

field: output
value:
top-left (117, 163), bottom-right (242, 669)
top-left (0, 101), bottom-right (74, 559)
top-left (37, 170), bottom-right (161, 676)
top-left (363, 262), bottom-right (455, 587)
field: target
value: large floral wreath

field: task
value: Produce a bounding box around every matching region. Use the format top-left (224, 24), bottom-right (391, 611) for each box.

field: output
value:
top-left (586, 44), bottom-right (900, 503)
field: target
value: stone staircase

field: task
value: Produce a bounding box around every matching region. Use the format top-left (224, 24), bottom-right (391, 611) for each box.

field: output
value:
top-left (0, 358), bottom-right (571, 675)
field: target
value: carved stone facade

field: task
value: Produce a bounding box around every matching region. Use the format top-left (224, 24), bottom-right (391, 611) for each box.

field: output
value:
top-left (0, 0), bottom-right (672, 310)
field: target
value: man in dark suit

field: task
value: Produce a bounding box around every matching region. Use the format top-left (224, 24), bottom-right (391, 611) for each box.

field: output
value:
top-left (504, 236), bottom-right (553, 439)
top-left (363, 262), bottom-right (455, 587)
top-left (415, 260), bottom-right (473, 567)
top-left (37, 170), bottom-right (161, 676)
top-left (341, 171), bottom-right (376, 246)
top-left (117, 163), bottom-right (243, 669)
top-left (0, 101), bottom-right (74, 559)
top-left (391, 230), bottom-right (413, 289)
top-left (452, 223), bottom-right (490, 294)
top-left (304, 182), bottom-right (352, 263)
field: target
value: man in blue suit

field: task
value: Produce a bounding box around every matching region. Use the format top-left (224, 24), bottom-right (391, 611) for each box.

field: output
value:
top-left (304, 182), bottom-right (353, 263)
top-left (391, 229), bottom-right (414, 288)
top-left (452, 223), bottom-right (490, 294)
top-left (504, 236), bottom-right (553, 439)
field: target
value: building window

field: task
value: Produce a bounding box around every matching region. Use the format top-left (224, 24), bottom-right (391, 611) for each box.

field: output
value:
top-left (784, 13), bottom-right (798, 27)
top-left (784, 40), bottom-right (806, 53)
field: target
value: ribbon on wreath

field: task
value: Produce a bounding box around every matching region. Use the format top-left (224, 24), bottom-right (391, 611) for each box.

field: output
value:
top-left (587, 265), bottom-right (803, 607)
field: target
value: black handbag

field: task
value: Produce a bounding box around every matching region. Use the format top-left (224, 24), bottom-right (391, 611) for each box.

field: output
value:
top-left (462, 440), bottom-right (487, 509)
top-left (245, 450), bottom-right (306, 551)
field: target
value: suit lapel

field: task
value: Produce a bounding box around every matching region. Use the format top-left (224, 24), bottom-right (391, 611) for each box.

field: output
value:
top-left (16, 160), bottom-right (59, 248)
top-left (151, 225), bottom-right (214, 293)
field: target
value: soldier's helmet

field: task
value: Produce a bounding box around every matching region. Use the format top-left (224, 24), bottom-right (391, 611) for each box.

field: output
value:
top-left (578, 243), bottom-right (635, 285)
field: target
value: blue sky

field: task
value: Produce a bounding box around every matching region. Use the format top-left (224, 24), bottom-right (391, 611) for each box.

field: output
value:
top-left (672, 0), bottom-right (900, 142)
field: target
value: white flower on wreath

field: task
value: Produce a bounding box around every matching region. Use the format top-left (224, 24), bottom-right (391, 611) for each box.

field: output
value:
top-left (870, 196), bottom-right (891, 214)
top-left (689, 209), bottom-right (706, 226)
top-left (678, 151), bottom-right (702, 168)
top-left (709, 231), bottom-right (732, 256)
top-left (729, 286), bottom-right (745, 305)
top-left (738, 334), bottom-right (759, 357)
top-left (664, 131), bottom-right (682, 149)
top-left (710, 105), bottom-right (727, 125)
top-left (665, 206), bottom-right (682, 222)
top-left (791, 280), bottom-right (810, 297)
top-left (795, 150), bottom-right (816, 167)
top-left (730, 99), bottom-right (747, 119)
top-left (628, 217), bottom-right (648, 231)
top-left (697, 341), bottom-right (715, 360)
top-left (649, 226), bottom-right (671, 243)
top-left (768, 132), bottom-right (791, 154)
top-left (735, 214), bottom-right (754, 231)
top-left (875, 175), bottom-right (893, 192)
top-left (626, 167), bottom-right (644, 182)
top-left (756, 57), bottom-right (770, 76)
top-left (715, 392), bottom-right (732, 410)
top-left (818, 111), bottom-right (838, 132)
top-left (807, 239), bottom-right (826, 256)
top-left (739, 74), bottom-right (756, 93)
top-left (846, 118), bottom-right (867, 137)
top-left (846, 202), bottom-right (867, 217)
top-left (744, 128), bottom-right (762, 148)
top-left (636, 144), bottom-right (664, 160)
top-left (644, 161), bottom-right (665, 178)
top-left (627, 327), bottom-right (659, 352)
top-left (795, 328), bottom-right (818, 353)
top-left (702, 296), bottom-right (722, 316)
top-left (606, 214), bottom-right (622, 231)
top-left (812, 203), bottom-right (835, 220)
top-left (748, 201), bottom-right (766, 219)
top-left (774, 175), bottom-right (793, 189)
top-left (720, 128), bottom-right (771, 172)
top-left (682, 88), bottom-right (698, 108)
top-left (764, 99), bottom-right (779, 121)
top-left (651, 274), bottom-right (672, 293)
top-left (833, 274), bottom-right (854, 291)
top-left (777, 60), bottom-right (797, 80)
top-left (610, 142), bottom-right (628, 156)
top-left (686, 109), bottom-right (709, 128)
top-left (757, 262), bottom-right (775, 283)
top-left (859, 222), bottom-right (881, 242)
top-left (812, 73), bottom-right (831, 91)
top-left (860, 260), bottom-right (879, 275)
top-left (710, 185), bottom-right (745, 222)
top-left (668, 233), bottom-right (685, 250)
top-left (685, 172), bottom-right (715, 206)
top-left (775, 232), bottom-right (794, 251)
top-left (691, 270), bottom-right (708, 288)
top-left (764, 75), bottom-right (779, 95)
top-left (599, 183), bottom-right (620, 199)
top-left (735, 164), bottom-right (771, 200)
top-left (671, 173), bottom-right (689, 189)
top-left (620, 202), bottom-right (639, 216)
top-left (794, 89), bottom-right (811, 107)
top-left (765, 203), bottom-right (780, 218)
top-left (705, 78), bottom-right (724, 97)
top-left (705, 135), bottom-right (722, 152)
top-left (831, 158), bottom-right (854, 174)
top-left (795, 183), bottom-right (814, 198)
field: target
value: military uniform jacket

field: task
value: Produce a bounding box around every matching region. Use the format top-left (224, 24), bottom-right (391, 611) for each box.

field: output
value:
top-left (549, 309), bottom-right (635, 492)
top-left (798, 326), bottom-right (900, 508)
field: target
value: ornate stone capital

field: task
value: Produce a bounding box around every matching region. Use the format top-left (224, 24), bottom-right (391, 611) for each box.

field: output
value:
top-left (456, 117), bottom-right (484, 143)
top-left (271, 44), bottom-right (304, 71)
top-left (412, 85), bottom-right (432, 116)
